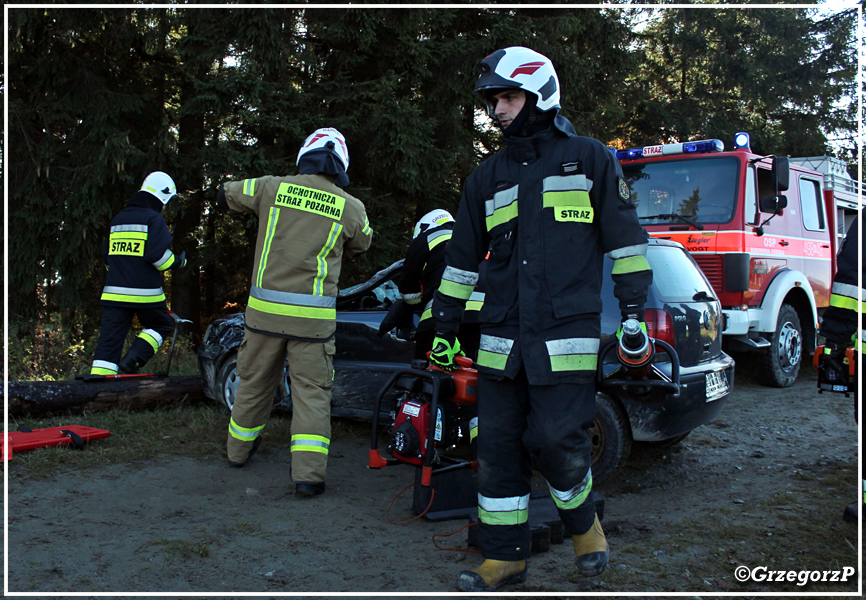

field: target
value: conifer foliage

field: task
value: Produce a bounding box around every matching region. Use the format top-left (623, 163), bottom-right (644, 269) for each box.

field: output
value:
top-left (7, 6), bottom-right (857, 341)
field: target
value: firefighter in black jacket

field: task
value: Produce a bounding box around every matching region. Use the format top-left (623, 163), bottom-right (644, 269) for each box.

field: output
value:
top-left (90, 171), bottom-right (187, 375)
top-left (429, 47), bottom-right (653, 591)
top-left (818, 209), bottom-right (863, 522)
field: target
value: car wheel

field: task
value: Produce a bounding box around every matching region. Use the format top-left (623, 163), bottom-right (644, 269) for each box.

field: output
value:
top-left (588, 393), bottom-right (632, 485)
top-left (637, 432), bottom-right (690, 448)
top-left (215, 353), bottom-right (291, 415)
top-left (757, 303), bottom-right (801, 388)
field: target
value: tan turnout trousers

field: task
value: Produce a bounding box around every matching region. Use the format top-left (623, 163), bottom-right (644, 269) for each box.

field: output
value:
top-left (226, 328), bottom-right (335, 483)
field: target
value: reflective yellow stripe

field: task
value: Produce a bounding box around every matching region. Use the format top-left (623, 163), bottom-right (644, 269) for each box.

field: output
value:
top-left (477, 349), bottom-right (508, 370)
top-left (257, 207), bottom-right (280, 287)
top-left (139, 330), bottom-right (161, 353)
top-left (542, 190), bottom-right (591, 208)
top-left (243, 178), bottom-right (256, 196)
top-left (155, 253), bottom-right (175, 272)
top-left (228, 417), bottom-right (265, 441)
top-left (248, 296), bottom-right (336, 320)
top-left (291, 434), bottom-right (330, 455)
top-left (90, 367), bottom-right (117, 375)
top-left (612, 255), bottom-right (651, 275)
top-left (314, 223), bottom-right (343, 296)
top-left (550, 354), bottom-right (597, 372)
top-left (361, 216), bottom-right (372, 235)
top-left (830, 293), bottom-right (858, 312)
top-left (485, 202), bottom-right (518, 231)
top-left (427, 232), bottom-right (452, 250)
top-left (101, 292), bottom-right (166, 303)
top-left (478, 507), bottom-right (528, 525)
top-left (439, 280), bottom-right (474, 300)
top-left (548, 471), bottom-right (592, 510)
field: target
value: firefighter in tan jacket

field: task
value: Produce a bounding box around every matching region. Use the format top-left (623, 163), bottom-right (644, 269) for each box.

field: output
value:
top-left (218, 128), bottom-right (373, 496)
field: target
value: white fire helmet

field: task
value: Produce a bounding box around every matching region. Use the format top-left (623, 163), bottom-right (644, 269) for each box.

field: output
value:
top-left (474, 47), bottom-right (560, 115)
top-left (413, 209), bottom-right (454, 239)
top-left (296, 127), bottom-right (350, 171)
top-left (140, 171), bottom-right (177, 205)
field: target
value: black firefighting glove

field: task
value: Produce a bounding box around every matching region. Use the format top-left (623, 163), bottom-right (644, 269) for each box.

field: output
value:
top-left (172, 251), bottom-right (187, 269)
top-left (429, 332), bottom-right (464, 371)
top-left (819, 341), bottom-right (847, 386)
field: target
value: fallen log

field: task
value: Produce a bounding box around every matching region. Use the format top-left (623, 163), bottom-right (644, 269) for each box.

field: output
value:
top-left (4, 376), bottom-right (208, 417)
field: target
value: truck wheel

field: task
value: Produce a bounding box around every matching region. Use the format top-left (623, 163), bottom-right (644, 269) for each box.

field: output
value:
top-left (589, 393), bottom-right (632, 485)
top-left (757, 303), bottom-right (802, 388)
top-left (215, 353), bottom-right (291, 415)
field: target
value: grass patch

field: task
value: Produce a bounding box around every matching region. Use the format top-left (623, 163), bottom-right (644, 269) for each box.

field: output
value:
top-left (8, 403), bottom-right (373, 480)
top-left (152, 534), bottom-right (214, 559)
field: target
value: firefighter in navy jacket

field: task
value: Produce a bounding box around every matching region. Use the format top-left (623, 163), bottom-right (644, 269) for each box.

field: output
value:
top-left (818, 209), bottom-right (863, 521)
top-left (90, 171), bottom-right (187, 375)
top-left (429, 48), bottom-right (653, 592)
top-left (398, 209), bottom-right (482, 359)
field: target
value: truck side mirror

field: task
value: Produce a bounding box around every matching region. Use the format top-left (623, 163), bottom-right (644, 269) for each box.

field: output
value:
top-left (772, 156), bottom-right (790, 192)
top-left (759, 194), bottom-right (788, 214)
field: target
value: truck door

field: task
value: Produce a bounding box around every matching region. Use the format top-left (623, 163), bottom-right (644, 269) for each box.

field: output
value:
top-left (745, 164), bottom-right (798, 305)
top-left (796, 174), bottom-right (832, 307)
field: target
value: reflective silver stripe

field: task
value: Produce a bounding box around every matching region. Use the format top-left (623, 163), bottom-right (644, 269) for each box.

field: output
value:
top-left (484, 185), bottom-right (519, 217)
top-left (442, 266), bottom-right (479, 287)
top-left (469, 291), bottom-right (485, 303)
top-left (402, 291), bottom-right (423, 304)
top-left (102, 286), bottom-right (165, 296)
top-left (427, 229), bottom-right (451, 244)
top-left (140, 328), bottom-right (164, 347)
top-left (542, 174), bottom-right (590, 192)
top-left (832, 281), bottom-right (861, 300)
top-left (153, 249), bottom-right (174, 269)
top-left (92, 360), bottom-right (118, 371)
top-left (250, 286), bottom-right (337, 308)
top-left (548, 469), bottom-right (592, 507)
top-left (478, 493), bottom-right (530, 512)
top-left (607, 243), bottom-right (649, 260)
top-left (110, 224), bottom-right (147, 233)
top-left (480, 334), bottom-right (514, 355)
top-left (545, 338), bottom-right (599, 356)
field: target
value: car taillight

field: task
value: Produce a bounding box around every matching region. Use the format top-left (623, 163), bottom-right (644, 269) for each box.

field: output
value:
top-left (645, 308), bottom-right (675, 346)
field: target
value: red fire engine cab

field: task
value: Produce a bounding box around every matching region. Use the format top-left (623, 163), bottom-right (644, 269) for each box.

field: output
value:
top-left (615, 133), bottom-right (859, 387)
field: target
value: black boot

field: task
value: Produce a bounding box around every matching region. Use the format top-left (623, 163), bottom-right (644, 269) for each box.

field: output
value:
top-left (843, 504), bottom-right (858, 522)
top-left (118, 354), bottom-right (141, 374)
top-left (228, 436), bottom-right (262, 468)
top-left (295, 481), bottom-right (326, 496)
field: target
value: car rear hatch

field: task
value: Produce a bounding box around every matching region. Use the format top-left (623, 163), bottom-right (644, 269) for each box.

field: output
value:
top-left (644, 240), bottom-right (723, 366)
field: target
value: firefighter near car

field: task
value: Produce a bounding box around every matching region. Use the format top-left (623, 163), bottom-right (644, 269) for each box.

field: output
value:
top-left (429, 47), bottom-right (653, 592)
top-left (89, 171), bottom-right (188, 377)
top-left (615, 136), bottom-right (859, 388)
top-left (216, 127), bottom-right (373, 497)
top-left (811, 210), bottom-right (863, 523)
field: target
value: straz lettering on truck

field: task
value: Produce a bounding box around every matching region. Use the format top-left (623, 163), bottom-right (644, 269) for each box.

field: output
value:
top-left (275, 183), bottom-right (346, 220)
top-left (109, 240), bottom-right (144, 256)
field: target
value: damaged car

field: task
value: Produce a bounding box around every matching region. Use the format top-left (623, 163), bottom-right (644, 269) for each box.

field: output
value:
top-left (198, 238), bottom-right (734, 483)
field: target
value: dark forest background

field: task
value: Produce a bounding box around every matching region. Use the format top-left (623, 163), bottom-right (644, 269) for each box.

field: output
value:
top-left (6, 3), bottom-right (858, 365)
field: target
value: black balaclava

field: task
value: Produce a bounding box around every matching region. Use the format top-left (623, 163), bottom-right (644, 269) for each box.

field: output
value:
top-left (297, 145), bottom-right (350, 188)
top-left (129, 190), bottom-right (166, 213)
top-left (494, 90), bottom-right (556, 138)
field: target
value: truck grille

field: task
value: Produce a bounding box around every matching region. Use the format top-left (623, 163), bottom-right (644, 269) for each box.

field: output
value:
top-left (694, 255), bottom-right (723, 293)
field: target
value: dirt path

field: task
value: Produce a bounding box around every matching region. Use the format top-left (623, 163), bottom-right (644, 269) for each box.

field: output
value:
top-left (5, 365), bottom-right (861, 596)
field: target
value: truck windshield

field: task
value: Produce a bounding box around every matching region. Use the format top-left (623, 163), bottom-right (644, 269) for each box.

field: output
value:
top-left (622, 157), bottom-right (739, 225)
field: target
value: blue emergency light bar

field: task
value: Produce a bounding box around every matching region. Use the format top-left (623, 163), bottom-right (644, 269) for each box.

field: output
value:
top-left (615, 138), bottom-right (725, 161)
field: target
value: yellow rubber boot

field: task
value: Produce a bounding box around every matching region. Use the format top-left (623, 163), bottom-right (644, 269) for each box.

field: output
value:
top-left (456, 559), bottom-right (527, 592)
top-left (573, 515), bottom-right (609, 577)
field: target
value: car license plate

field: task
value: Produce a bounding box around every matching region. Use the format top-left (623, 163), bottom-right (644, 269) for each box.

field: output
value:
top-left (705, 370), bottom-right (729, 401)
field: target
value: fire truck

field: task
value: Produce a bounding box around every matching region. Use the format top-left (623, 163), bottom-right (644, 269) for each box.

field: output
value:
top-left (615, 133), bottom-right (859, 387)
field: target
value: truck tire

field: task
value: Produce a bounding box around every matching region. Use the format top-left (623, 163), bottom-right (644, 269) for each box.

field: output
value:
top-left (215, 353), bottom-right (291, 415)
top-left (757, 303), bottom-right (802, 388)
top-left (589, 393), bottom-right (632, 485)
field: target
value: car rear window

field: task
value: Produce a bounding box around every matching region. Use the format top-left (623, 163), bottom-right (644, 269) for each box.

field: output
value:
top-left (646, 245), bottom-right (714, 302)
